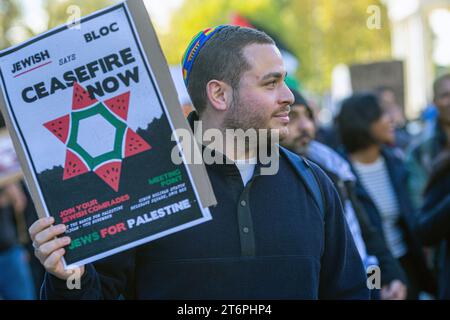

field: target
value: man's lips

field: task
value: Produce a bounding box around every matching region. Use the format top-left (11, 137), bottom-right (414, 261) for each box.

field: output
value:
top-left (273, 112), bottom-right (290, 123)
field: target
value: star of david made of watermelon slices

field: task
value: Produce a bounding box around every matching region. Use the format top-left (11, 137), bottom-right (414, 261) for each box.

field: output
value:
top-left (43, 83), bottom-right (151, 192)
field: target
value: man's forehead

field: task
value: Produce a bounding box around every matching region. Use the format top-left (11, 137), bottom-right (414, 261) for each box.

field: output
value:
top-left (242, 43), bottom-right (285, 77)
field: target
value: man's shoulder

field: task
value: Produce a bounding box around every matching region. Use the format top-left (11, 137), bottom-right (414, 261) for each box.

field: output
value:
top-left (407, 130), bottom-right (440, 158)
top-left (279, 146), bottom-right (337, 217)
top-left (279, 146), bottom-right (335, 188)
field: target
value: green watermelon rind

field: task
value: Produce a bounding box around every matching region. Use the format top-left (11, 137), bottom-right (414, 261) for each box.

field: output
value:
top-left (122, 128), bottom-right (151, 158)
top-left (93, 159), bottom-right (122, 192)
top-left (72, 82), bottom-right (98, 110)
top-left (104, 92), bottom-right (130, 121)
top-left (43, 114), bottom-right (71, 144)
top-left (63, 149), bottom-right (90, 180)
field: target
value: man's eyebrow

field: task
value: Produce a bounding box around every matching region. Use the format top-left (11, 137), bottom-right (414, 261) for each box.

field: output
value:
top-left (261, 72), bottom-right (287, 81)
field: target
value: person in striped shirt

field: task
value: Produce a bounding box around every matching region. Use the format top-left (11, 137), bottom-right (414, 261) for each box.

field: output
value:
top-left (336, 93), bottom-right (436, 299)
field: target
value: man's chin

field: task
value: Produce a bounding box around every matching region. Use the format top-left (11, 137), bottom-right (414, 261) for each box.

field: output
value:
top-left (268, 122), bottom-right (289, 136)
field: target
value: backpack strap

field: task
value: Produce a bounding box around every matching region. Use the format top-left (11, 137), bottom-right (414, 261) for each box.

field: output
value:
top-left (280, 147), bottom-right (325, 219)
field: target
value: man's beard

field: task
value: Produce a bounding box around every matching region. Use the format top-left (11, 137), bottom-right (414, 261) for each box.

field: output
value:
top-left (222, 92), bottom-right (264, 131)
top-left (222, 92), bottom-right (289, 142)
top-left (291, 130), bottom-right (312, 155)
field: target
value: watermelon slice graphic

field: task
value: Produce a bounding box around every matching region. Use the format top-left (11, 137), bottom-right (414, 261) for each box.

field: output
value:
top-left (44, 115), bottom-right (70, 143)
top-left (72, 82), bottom-right (98, 110)
top-left (63, 149), bottom-right (89, 180)
top-left (104, 92), bottom-right (130, 121)
top-left (94, 161), bottom-right (122, 192)
top-left (124, 128), bottom-right (151, 158)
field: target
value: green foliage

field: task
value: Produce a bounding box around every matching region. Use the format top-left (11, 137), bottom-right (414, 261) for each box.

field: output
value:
top-left (0, 0), bottom-right (392, 94)
top-left (0, 0), bottom-right (30, 50)
top-left (44, 0), bottom-right (117, 29)
top-left (160, 0), bottom-right (391, 93)
top-left (0, 0), bottom-right (116, 50)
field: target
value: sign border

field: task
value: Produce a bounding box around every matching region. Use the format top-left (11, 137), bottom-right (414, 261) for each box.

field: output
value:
top-left (0, 0), bottom-right (216, 268)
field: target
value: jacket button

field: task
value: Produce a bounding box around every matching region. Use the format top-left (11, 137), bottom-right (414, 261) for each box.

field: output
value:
top-left (240, 200), bottom-right (247, 207)
top-left (242, 227), bottom-right (250, 234)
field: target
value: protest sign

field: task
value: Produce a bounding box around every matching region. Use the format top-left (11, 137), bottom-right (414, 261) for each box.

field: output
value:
top-left (0, 0), bottom-right (216, 268)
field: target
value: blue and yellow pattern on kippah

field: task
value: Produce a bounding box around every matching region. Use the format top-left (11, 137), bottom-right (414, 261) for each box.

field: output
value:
top-left (181, 25), bottom-right (226, 87)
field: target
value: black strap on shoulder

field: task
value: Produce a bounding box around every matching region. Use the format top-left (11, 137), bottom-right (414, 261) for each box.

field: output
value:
top-left (280, 147), bottom-right (325, 219)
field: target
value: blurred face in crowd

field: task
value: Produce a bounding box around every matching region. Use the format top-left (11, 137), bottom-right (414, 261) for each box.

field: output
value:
top-left (223, 44), bottom-right (294, 139)
top-left (434, 77), bottom-right (450, 126)
top-left (282, 105), bottom-right (315, 154)
top-left (379, 89), bottom-right (405, 127)
top-left (370, 112), bottom-right (395, 146)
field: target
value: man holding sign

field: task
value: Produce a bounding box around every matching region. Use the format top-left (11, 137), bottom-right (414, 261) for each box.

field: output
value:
top-left (30, 25), bottom-right (368, 299)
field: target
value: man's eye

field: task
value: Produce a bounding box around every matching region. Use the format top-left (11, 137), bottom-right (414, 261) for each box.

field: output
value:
top-left (266, 80), bottom-right (277, 88)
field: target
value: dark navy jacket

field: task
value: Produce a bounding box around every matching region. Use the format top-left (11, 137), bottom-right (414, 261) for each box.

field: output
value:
top-left (42, 147), bottom-right (368, 299)
top-left (341, 147), bottom-right (436, 294)
top-left (41, 147), bottom-right (369, 300)
top-left (416, 169), bottom-right (450, 299)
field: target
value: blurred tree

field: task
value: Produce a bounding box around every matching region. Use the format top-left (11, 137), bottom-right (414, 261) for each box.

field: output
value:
top-left (0, 0), bottom-right (33, 50)
top-left (288, 0), bottom-right (391, 93)
top-left (0, 0), bottom-right (118, 50)
top-left (159, 0), bottom-right (284, 69)
top-left (161, 0), bottom-right (391, 94)
top-left (44, 0), bottom-right (117, 29)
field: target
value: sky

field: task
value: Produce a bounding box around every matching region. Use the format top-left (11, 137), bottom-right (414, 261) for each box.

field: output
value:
top-left (18, 0), bottom-right (184, 35)
top-left (143, 0), bottom-right (184, 33)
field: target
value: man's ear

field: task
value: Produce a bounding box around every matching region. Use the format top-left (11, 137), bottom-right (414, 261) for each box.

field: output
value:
top-left (206, 80), bottom-right (232, 111)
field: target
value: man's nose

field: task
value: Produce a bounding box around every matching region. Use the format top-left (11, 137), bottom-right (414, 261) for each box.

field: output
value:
top-left (280, 83), bottom-right (295, 106)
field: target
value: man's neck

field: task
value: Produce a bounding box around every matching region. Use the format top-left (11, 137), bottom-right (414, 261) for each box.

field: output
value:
top-left (350, 145), bottom-right (381, 164)
top-left (199, 114), bottom-right (257, 161)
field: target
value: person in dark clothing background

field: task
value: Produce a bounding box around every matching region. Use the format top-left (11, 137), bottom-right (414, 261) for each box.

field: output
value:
top-left (336, 93), bottom-right (436, 299)
top-left (376, 86), bottom-right (412, 153)
top-left (0, 182), bottom-right (35, 299)
top-left (0, 112), bottom-right (39, 299)
top-left (29, 25), bottom-right (368, 299)
top-left (281, 89), bottom-right (407, 300)
top-left (406, 74), bottom-right (450, 211)
top-left (415, 150), bottom-right (450, 299)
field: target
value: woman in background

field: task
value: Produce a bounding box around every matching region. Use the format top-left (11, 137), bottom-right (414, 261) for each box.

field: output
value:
top-left (336, 93), bottom-right (436, 299)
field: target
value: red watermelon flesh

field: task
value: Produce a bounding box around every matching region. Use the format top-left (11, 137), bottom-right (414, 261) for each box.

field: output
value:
top-left (104, 92), bottom-right (130, 121)
top-left (72, 82), bottom-right (98, 110)
top-left (124, 128), bottom-right (151, 158)
top-left (63, 150), bottom-right (89, 180)
top-left (94, 161), bottom-right (122, 192)
top-left (44, 115), bottom-right (70, 143)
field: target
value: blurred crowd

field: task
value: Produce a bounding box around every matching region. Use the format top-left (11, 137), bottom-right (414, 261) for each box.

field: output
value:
top-left (279, 74), bottom-right (450, 299)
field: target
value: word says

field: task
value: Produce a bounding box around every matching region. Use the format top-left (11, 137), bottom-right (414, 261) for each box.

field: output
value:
top-left (59, 54), bottom-right (76, 66)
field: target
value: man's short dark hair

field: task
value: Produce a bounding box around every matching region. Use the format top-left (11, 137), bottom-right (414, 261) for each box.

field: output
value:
top-left (433, 73), bottom-right (450, 99)
top-left (187, 26), bottom-right (274, 115)
top-left (337, 93), bottom-right (383, 153)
